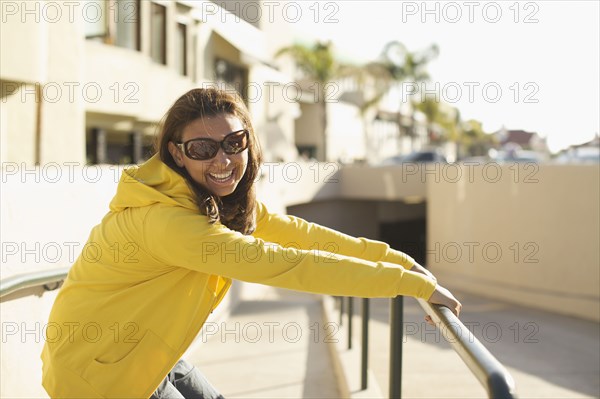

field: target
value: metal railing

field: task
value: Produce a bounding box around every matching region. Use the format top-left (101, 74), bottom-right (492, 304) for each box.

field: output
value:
top-left (416, 297), bottom-right (516, 398)
top-left (339, 295), bottom-right (517, 399)
top-left (0, 267), bottom-right (69, 302)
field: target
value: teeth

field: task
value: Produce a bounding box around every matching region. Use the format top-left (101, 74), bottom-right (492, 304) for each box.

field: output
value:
top-left (209, 170), bottom-right (233, 180)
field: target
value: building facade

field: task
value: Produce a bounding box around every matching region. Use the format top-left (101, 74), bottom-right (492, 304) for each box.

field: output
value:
top-left (1, 0), bottom-right (300, 165)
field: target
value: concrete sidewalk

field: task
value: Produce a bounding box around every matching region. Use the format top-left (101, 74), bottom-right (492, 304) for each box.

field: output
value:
top-left (186, 286), bottom-right (341, 398)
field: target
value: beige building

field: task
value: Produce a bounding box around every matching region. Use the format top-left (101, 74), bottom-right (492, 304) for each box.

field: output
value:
top-left (1, 0), bottom-right (432, 166)
top-left (0, 0), bottom-right (302, 165)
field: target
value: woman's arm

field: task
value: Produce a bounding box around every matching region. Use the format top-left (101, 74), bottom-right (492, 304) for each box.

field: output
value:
top-left (409, 262), bottom-right (437, 282)
top-left (144, 205), bottom-right (437, 300)
top-left (253, 201), bottom-right (417, 270)
top-left (252, 202), bottom-right (458, 321)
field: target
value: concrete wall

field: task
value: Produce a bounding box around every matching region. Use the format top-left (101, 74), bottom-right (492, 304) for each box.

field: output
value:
top-left (0, 2), bottom-right (46, 84)
top-left (84, 40), bottom-right (194, 121)
top-left (426, 163), bottom-right (600, 322)
top-left (338, 164), bottom-right (427, 203)
top-left (288, 200), bottom-right (380, 239)
top-left (0, 0), bottom-right (85, 164)
top-left (0, 84), bottom-right (38, 163)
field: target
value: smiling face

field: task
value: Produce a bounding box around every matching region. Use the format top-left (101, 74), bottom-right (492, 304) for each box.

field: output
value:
top-left (168, 114), bottom-right (249, 197)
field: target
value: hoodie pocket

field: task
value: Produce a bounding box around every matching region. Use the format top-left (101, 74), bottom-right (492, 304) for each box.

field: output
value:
top-left (81, 329), bottom-right (176, 398)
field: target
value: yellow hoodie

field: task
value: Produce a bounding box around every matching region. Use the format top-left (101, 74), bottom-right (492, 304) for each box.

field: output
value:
top-left (41, 155), bottom-right (436, 398)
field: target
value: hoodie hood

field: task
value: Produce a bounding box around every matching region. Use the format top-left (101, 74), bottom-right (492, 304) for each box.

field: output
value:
top-left (109, 154), bottom-right (198, 212)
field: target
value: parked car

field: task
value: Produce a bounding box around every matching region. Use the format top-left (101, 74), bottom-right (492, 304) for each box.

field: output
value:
top-left (554, 147), bottom-right (600, 164)
top-left (493, 150), bottom-right (544, 163)
top-left (381, 150), bottom-right (447, 165)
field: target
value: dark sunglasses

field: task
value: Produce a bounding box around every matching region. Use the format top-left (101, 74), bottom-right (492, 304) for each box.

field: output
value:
top-left (175, 129), bottom-right (249, 160)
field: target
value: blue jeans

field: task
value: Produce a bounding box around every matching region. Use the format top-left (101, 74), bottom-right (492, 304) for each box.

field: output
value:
top-left (150, 359), bottom-right (224, 399)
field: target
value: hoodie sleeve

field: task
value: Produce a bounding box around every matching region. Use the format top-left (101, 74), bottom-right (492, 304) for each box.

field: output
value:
top-left (253, 201), bottom-right (417, 270)
top-left (144, 205), bottom-right (436, 300)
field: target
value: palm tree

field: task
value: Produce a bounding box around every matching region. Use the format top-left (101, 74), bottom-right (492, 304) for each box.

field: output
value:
top-left (276, 42), bottom-right (338, 161)
top-left (413, 97), bottom-right (462, 143)
top-left (335, 41), bottom-right (438, 161)
top-left (459, 119), bottom-right (497, 158)
top-left (382, 41), bottom-right (439, 140)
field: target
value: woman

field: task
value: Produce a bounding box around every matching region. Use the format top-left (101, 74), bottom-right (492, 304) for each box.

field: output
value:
top-left (41, 88), bottom-right (461, 398)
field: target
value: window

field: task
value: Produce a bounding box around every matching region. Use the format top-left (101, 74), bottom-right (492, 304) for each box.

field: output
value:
top-left (115, 0), bottom-right (140, 51)
top-left (84, 1), bottom-right (108, 40)
top-left (297, 146), bottom-right (317, 160)
top-left (214, 58), bottom-right (248, 100)
top-left (150, 3), bottom-right (167, 65)
top-left (175, 23), bottom-right (187, 76)
top-left (85, 0), bottom-right (140, 51)
top-left (86, 128), bottom-right (153, 165)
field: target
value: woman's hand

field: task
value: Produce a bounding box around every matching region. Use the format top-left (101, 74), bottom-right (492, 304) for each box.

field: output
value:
top-left (425, 285), bottom-right (462, 325)
top-left (407, 263), bottom-right (460, 325)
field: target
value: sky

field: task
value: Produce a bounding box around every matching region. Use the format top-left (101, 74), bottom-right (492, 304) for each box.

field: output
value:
top-left (285, 0), bottom-right (599, 153)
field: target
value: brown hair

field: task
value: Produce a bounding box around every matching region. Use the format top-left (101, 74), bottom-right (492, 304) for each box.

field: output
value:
top-left (154, 87), bottom-right (262, 235)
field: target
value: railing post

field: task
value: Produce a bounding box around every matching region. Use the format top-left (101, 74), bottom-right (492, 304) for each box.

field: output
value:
top-left (347, 297), bottom-right (353, 349)
top-left (389, 296), bottom-right (404, 399)
top-left (361, 297), bottom-right (370, 390)
top-left (339, 296), bottom-right (345, 326)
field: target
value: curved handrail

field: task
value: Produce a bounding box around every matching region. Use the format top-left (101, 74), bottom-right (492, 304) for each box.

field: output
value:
top-left (417, 298), bottom-right (517, 399)
top-left (0, 267), bottom-right (70, 299)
